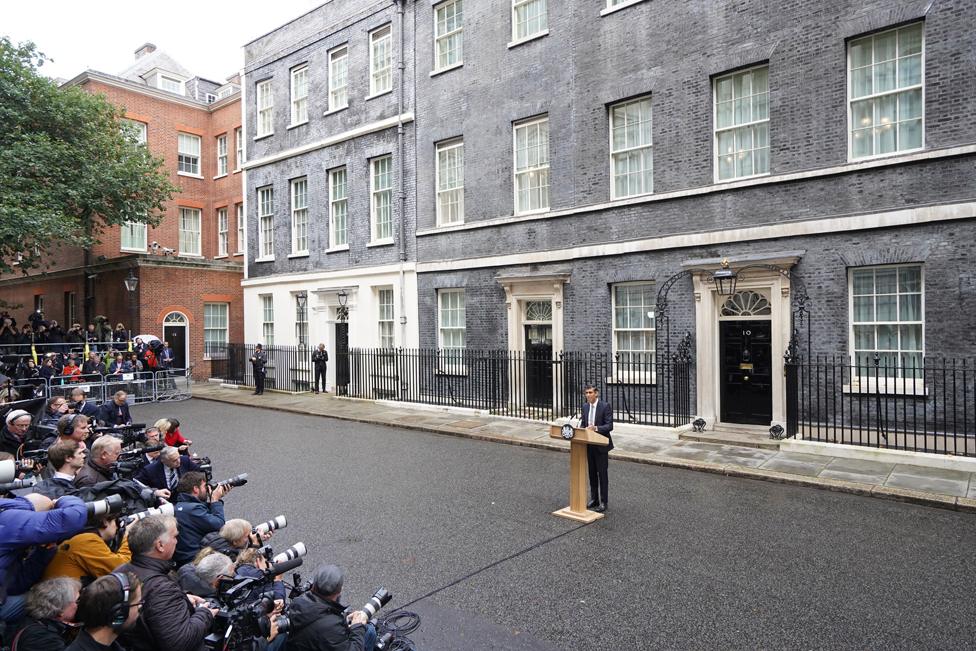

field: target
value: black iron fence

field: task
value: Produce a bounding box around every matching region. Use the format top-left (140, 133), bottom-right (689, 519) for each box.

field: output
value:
top-left (786, 355), bottom-right (976, 456)
top-left (210, 344), bottom-right (312, 393)
top-left (341, 348), bottom-right (692, 427)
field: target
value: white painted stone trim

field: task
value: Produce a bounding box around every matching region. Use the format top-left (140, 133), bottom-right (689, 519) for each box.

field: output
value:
top-left (241, 261), bottom-right (417, 287)
top-left (242, 113), bottom-right (415, 170)
top-left (417, 201), bottom-right (976, 273)
top-left (416, 144), bottom-right (976, 238)
top-left (780, 439), bottom-right (976, 473)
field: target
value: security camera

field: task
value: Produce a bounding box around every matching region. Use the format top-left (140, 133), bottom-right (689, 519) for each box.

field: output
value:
top-left (151, 241), bottom-right (160, 250)
top-left (162, 247), bottom-right (175, 255)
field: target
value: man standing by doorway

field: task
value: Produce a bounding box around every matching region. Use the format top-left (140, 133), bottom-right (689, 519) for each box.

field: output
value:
top-left (581, 383), bottom-right (613, 513)
top-left (311, 343), bottom-right (329, 394)
top-left (250, 344), bottom-right (267, 395)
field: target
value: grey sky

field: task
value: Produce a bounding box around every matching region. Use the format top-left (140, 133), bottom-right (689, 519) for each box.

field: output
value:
top-left (3, 0), bottom-right (324, 82)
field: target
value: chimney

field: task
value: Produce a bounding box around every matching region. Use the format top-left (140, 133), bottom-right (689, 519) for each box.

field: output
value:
top-left (134, 43), bottom-right (157, 59)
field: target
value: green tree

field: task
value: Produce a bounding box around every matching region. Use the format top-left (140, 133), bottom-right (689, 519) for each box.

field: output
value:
top-left (0, 37), bottom-right (176, 274)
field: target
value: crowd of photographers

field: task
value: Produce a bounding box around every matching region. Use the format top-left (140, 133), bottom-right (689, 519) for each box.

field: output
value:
top-left (0, 310), bottom-right (178, 405)
top-left (0, 394), bottom-right (401, 651)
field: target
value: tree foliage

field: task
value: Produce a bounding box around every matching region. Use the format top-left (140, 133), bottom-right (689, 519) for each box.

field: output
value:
top-left (0, 37), bottom-right (176, 274)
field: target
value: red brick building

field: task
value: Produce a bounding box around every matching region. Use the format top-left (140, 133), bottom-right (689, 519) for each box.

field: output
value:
top-left (0, 44), bottom-right (244, 378)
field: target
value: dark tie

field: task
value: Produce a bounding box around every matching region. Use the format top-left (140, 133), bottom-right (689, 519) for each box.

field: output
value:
top-left (168, 469), bottom-right (178, 491)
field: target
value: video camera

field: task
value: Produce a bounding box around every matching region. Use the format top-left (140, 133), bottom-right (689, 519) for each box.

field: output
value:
top-left (209, 473), bottom-right (248, 492)
top-left (204, 552), bottom-right (306, 650)
top-left (92, 423), bottom-right (148, 447)
top-left (110, 444), bottom-right (164, 480)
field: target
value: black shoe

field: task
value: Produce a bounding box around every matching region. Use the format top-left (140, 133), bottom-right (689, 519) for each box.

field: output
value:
top-left (587, 499), bottom-right (599, 509)
top-left (594, 504), bottom-right (607, 513)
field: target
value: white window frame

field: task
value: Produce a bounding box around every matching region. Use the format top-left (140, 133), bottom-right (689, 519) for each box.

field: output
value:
top-left (120, 221), bottom-right (147, 252)
top-left (177, 132), bottom-right (201, 176)
top-left (848, 264), bottom-right (925, 392)
top-left (713, 65), bottom-right (770, 182)
top-left (377, 288), bottom-right (395, 349)
top-left (329, 167), bottom-right (348, 248)
top-left (178, 207), bottom-right (202, 256)
top-left (611, 282), bottom-right (656, 383)
top-left (158, 74), bottom-right (184, 95)
top-left (434, 0), bottom-right (463, 72)
top-left (216, 134), bottom-right (228, 177)
top-left (609, 96), bottom-right (654, 199)
top-left (370, 155), bottom-right (393, 242)
top-left (847, 23), bottom-right (925, 161)
top-left (290, 64), bottom-right (309, 126)
top-left (235, 127), bottom-right (243, 170)
top-left (511, 0), bottom-right (547, 44)
top-left (369, 25), bottom-right (393, 97)
top-left (256, 80), bottom-right (274, 138)
top-left (203, 303), bottom-right (229, 360)
top-left (257, 187), bottom-right (275, 260)
top-left (602, 0), bottom-right (649, 15)
top-left (261, 295), bottom-right (275, 346)
top-left (435, 139), bottom-right (464, 226)
top-left (124, 119), bottom-right (147, 145)
top-left (328, 45), bottom-right (348, 111)
top-left (290, 177), bottom-right (309, 255)
top-left (438, 289), bottom-right (466, 373)
top-left (513, 116), bottom-right (549, 215)
top-left (236, 203), bottom-right (244, 254)
top-left (217, 207), bottom-right (228, 257)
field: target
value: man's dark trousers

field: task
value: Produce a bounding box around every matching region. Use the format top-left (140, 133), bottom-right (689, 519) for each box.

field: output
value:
top-left (314, 366), bottom-right (326, 392)
top-left (587, 445), bottom-right (609, 506)
top-left (254, 370), bottom-right (265, 394)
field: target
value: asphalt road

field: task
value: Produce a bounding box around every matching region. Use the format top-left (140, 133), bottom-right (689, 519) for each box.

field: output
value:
top-left (138, 399), bottom-right (976, 650)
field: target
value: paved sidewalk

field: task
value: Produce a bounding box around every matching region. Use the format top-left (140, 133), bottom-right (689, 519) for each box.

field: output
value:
top-left (190, 383), bottom-right (976, 513)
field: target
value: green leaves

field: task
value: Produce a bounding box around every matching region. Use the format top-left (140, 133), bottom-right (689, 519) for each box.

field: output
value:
top-left (0, 37), bottom-right (176, 274)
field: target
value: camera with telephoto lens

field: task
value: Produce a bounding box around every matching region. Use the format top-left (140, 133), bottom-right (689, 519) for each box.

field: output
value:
top-left (194, 456), bottom-right (214, 482)
top-left (0, 476), bottom-right (37, 493)
top-left (253, 515), bottom-right (286, 536)
top-left (110, 445), bottom-right (164, 480)
top-left (209, 473), bottom-right (248, 491)
top-left (120, 502), bottom-right (175, 526)
top-left (358, 588), bottom-right (393, 622)
top-left (269, 542), bottom-right (306, 565)
top-left (86, 494), bottom-right (125, 517)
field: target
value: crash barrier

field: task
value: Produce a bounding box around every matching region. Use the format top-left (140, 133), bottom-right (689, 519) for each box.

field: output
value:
top-left (1, 369), bottom-right (192, 404)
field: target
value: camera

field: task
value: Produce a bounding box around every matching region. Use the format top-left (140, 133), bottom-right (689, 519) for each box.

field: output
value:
top-left (110, 444), bottom-right (164, 480)
top-left (0, 476), bottom-right (38, 493)
top-left (359, 588), bottom-right (392, 622)
top-left (270, 542), bottom-right (306, 565)
top-left (121, 502), bottom-right (175, 526)
top-left (195, 456), bottom-right (214, 482)
top-left (86, 494), bottom-right (125, 517)
top-left (253, 515), bottom-right (286, 536)
top-left (210, 473), bottom-right (248, 490)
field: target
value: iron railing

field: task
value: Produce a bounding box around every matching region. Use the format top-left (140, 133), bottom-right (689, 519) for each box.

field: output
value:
top-left (0, 369), bottom-right (191, 405)
top-left (210, 344), bottom-right (312, 393)
top-left (786, 354), bottom-right (976, 456)
top-left (339, 347), bottom-right (692, 427)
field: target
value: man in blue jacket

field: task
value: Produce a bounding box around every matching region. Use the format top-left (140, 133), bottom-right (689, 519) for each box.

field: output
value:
top-left (94, 391), bottom-right (132, 428)
top-left (0, 492), bottom-right (87, 625)
top-left (581, 383), bottom-right (614, 514)
top-left (172, 472), bottom-right (231, 566)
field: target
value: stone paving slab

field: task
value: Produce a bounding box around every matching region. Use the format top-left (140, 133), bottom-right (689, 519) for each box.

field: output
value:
top-left (190, 383), bottom-right (976, 513)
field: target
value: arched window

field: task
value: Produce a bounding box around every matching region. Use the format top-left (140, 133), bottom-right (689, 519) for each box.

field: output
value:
top-left (164, 312), bottom-right (188, 325)
top-left (721, 291), bottom-right (772, 317)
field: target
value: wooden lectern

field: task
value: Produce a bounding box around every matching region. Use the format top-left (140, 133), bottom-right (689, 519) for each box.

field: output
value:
top-left (549, 424), bottom-right (610, 523)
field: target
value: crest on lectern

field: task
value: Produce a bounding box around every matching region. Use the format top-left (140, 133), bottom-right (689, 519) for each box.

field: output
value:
top-left (560, 424), bottom-right (575, 440)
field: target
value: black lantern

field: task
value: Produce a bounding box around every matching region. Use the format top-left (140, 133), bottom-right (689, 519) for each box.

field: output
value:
top-left (295, 291), bottom-right (308, 310)
top-left (337, 289), bottom-right (348, 307)
top-left (712, 259), bottom-right (737, 296)
top-left (123, 269), bottom-right (139, 293)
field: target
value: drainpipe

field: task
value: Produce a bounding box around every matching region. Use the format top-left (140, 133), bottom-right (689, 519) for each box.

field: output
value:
top-left (395, 0), bottom-right (408, 345)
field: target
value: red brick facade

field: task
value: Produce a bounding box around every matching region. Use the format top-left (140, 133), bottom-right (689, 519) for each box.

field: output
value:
top-left (0, 71), bottom-right (243, 379)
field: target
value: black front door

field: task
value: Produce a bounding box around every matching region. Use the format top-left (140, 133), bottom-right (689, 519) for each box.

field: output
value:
top-left (162, 326), bottom-right (187, 370)
top-left (334, 322), bottom-right (349, 395)
top-left (720, 320), bottom-right (772, 425)
top-left (525, 324), bottom-right (553, 408)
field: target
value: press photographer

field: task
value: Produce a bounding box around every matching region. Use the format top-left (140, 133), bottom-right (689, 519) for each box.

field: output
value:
top-left (0, 410), bottom-right (33, 457)
top-left (95, 392), bottom-right (132, 428)
top-left (74, 436), bottom-right (122, 488)
top-left (284, 564), bottom-right (380, 651)
top-left (116, 514), bottom-right (217, 651)
top-left (65, 571), bottom-right (144, 651)
top-left (134, 446), bottom-right (200, 492)
top-left (173, 472), bottom-right (236, 566)
top-left (42, 506), bottom-right (133, 584)
top-left (9, 576), bottom-right (81, 651)
top-left (33, 440), bottom-right (86, 499)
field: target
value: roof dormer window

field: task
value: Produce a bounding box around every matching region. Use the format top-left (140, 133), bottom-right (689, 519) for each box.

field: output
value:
top-left (158, 74), bottom-right (184, 95)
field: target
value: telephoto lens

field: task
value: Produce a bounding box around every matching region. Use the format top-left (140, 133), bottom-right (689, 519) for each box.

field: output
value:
top-left (86, 494), bottom-right (125, 517)
top-left (360, 588), bottom-right (392, 621)
top-left (271, 542), bottom-right (307, 564)
top-left (254, 515), bottom-right (287, 535)
top-left (217, 473), bottom-right (249, 488)
top-left (121, 502), bottom-right (175, 526)
top-left (0, 459), bottom-right (16, 484)
top-left (0, 476), bottom-right (38, 492)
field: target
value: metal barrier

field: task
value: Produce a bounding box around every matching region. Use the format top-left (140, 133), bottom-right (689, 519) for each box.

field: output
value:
top-left (49, 373), bottom-right (108, 404)
top-left (155, 369), bottom-right (192, 402)
top-left (0, 378), bottom-right (49, 402)
top-left (103, 372), bottom-right (157, 404)
top-left (13, 369), bottom-right (193, 406)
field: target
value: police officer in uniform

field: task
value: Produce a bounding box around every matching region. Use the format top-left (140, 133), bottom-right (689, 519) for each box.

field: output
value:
top-left (250, 344), bottom-right (267, 395)
top-left (311, 343), bottom-right (329, 394)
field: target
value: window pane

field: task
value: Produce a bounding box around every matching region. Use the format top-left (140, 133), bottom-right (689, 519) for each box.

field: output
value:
top-left (853, 296), bottom-right (874, 322)
top-left (899, 294), bottom-right (921, 321)
top-left (899, 266), bottom-right (921, 292)
top-left (875, 268), bottom-right (897, 293)
top-left (854, 325), bottom-right (874, 350)
top-left (876, 294), bottom-right (896, 321)
top-left (852, 269), bottom-right (874, 294)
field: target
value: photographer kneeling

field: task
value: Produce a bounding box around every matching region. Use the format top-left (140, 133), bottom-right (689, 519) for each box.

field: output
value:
top-left (42, 509), bottom-right (131, 583)
top-left (173, 472), bottom-right (231, 567)
top-left (285, 564), bottom-right (376, 651)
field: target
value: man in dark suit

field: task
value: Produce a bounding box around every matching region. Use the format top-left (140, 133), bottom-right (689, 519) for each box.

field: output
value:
top-left (134, 446), bottom-right (201, 492)
top-left (581, 383), bottom-right (613, 513)
top-left (67, 387), bottom-right (98, 418)
top-left (94, 390), bottom-right (132, 427)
